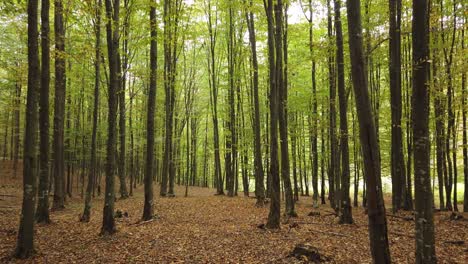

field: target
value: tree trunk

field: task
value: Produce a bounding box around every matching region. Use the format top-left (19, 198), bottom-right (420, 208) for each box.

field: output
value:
top-left (101, 0), bottom-right (120, 235)
top-left (12, 81), bottom-right (21, 178)
top-left (80, 0), bottom-right (101, 222)
top-left (412, 0), bottom-right (436, 261)
top-left (334, 0), bottom-right (352, 224)
top-left (143, 1), bottom-right (157, 221)
top-left (346, 0), bottom-right (391, 261)
top-left (462, 26), bottom-right (468, 212)
top-left (36, 0), bottom-right (51, 224)
top-left (327, 0), bottom-right (336, 209)
top-left (278, 3), bottom-right (295, 217)
top-left (205, 0), bottom-right (223, 195)
top-left (265, 0), bottom-right (280, 229)
top-left (117, 0), bottom-right (130, 200)
top-left (246, 0), bottom-right (265, 205)
top-left (389, 0), bottom-right (406, 212)
top-left (52, 0), bottom-right (66, 210)
top-left (15, 0), bottom-right (39, 257)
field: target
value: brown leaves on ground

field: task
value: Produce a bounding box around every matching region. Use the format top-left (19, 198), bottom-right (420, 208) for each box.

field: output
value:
top-left (0, 163), bottom-right (467, 263)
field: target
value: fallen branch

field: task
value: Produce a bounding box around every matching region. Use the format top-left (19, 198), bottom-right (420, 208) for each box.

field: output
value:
top-left (133, 218), bottom-right (156, 226)
top-left (443, 240), bottom-right (464, 246)
top-left (387, 214), bottom-right (414, 221)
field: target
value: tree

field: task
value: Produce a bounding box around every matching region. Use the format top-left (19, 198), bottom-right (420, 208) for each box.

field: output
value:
top-left (36, 0), bottom-right (51, 224)
top-left (225, 0), bottom-right (236, 197)
top-left (101, 0), bottom-right (120, 235)
top-left (307, 0), bottom-right (319, 208)
top-left (161, 0), bottom-right (181, 197)
top-left (117, 0), bottom-right (131, 200)
top-left (265, 0), bottom-right (280, 229)
top-left (278, 3), bottom-right (296, 217)
top-left (143, 0), bottom-right (157, 221)
top-left (52, 0), bottom-right (66, 210)
top-left (389, 0), bottom-right (406, 212)
top-left (204, 0), bottom-right (223, 195)
top-left (463, 23), bottom-right (468, 213)
top-left (81, 0), bottom-right (102, 223)
top-left (346, 0), bottom-right (391, 261)
top-left (412, 0), bottom-right (436, 260)
top-left (327, 0), bottom-right (337, 209)
top-left (15, 0), bottom-right (40, 257)
top-left (245, 0), bottom-right (265, 205)
top-left (334, 0), bottom-right (352, 224)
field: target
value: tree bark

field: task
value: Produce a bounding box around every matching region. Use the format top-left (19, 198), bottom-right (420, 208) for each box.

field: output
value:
top-left (265, 0), bottom-right (280, 229)
top-left (52, 0), bottom-right (66, 211)
top-left (15, 0), bottom-right (40, 257)
top-left (334, 0), bottom-right (352, 224)
top-left (412, 0), bottom-right (436, 260)
top-left (462, 25), bottom-right (468, 213)
top-left (327, 0), bottom-right (337, 209)
top-left (245, 0), bottom-right (265, 205)
top-left (278, 3), bottom-right (295, 217)
top-left (81, 0), bottom-right (101, 223)
top-left (101, 0), bottom-right (120, 235)
top-left (346, 0), bottom-right (391, 261)
top-left (36, 0), bottom-right (51, 224)
top-left (143, 0), bottom-right (157, 221)
top-left (389, 0), bottom-right (406, 212)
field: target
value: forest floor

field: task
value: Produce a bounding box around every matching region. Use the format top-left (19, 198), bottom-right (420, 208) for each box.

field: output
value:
top-left (0, 161), bottom-right (467, 263)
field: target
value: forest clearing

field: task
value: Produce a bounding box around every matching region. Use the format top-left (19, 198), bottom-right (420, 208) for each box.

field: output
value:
top-left (0, 161), bottom-right (466, 263)
top-left (0, 0), bottom-right (467, 262)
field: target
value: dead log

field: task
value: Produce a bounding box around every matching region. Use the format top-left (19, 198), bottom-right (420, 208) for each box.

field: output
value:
top-left (289, 243), bottom-right (331, 263)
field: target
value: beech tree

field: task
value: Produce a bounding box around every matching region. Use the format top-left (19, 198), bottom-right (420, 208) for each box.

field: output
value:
top-left (143, 0), bottom-right (157, 221)
top-left (412, 0), bottom-right (436, 261)
top-left (346, 0), bottom-right (391, 261)
top-left (15, 0), bottom-right (39, 257)
top-left (36, 0), bottom-right (51, 224)
top-left (101, 0), bottom-right (120, 235)
top-left (52, 0), bottom-right (66, 210)
top-left (81, 0), bottom-right (102, 223)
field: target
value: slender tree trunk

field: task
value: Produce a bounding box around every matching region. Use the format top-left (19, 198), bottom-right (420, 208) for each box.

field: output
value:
top-left (327, 0), bottom-right (336, 209)
top-left (245, 0), bottom-right (265, 205)
top-left (36, 0), bottom-right (51, 224)
top-left (412, 0), bottom-right (436, 260)
top-left (277, 3), bottom-right (295, 217)
top-left (334, 0), bottom-right (352, 224)
top-left (81, 0), bottom-right (101, 222)
top-left (225, 2), bottom-right (236, 197)
top-left (2, 112), bottom-right (9, 161)
top-left (431, 14), bottom-right (445, 210)
top-left (117, 0), bottom-right (130, 200)
top-left (12, 81), bottom-right (21, 178)
top-left (389, 0), bottom-right (406, 212)
top-left (320, 104), bottom-right (326, 205)
top-left (265, 0), bottom-right (280, 229)
top-left (101, 0), bottom-right (120, 235)
top-left (52, 0), bottom-right (66, 210)
top-left (346, 0), bottom-right (391, 261)
top-left (205, 0), bottom-right (223, 195)
top-left (143, 1), bottom-right (157, 221)
top-left (462, 25), bottom-right (468, 212)
top-left (403, 33), bottom-right (413, 210)
top-left (307, 0), bottom-right (319, 207)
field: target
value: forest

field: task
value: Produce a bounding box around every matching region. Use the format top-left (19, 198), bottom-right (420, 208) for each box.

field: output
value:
top-left (0, 0), bottom-right (466, 262)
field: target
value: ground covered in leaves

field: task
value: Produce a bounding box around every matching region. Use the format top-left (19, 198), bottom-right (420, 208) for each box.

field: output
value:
top-left (0, 161), bottom-right (467, 263)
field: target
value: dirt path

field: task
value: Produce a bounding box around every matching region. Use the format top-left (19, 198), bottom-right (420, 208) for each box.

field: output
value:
top-left (0, 171), bottom-right (467, 263)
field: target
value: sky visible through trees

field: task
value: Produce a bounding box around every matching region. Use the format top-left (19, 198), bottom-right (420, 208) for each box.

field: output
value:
top-left (0, 0), bottom-right (466, 262)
